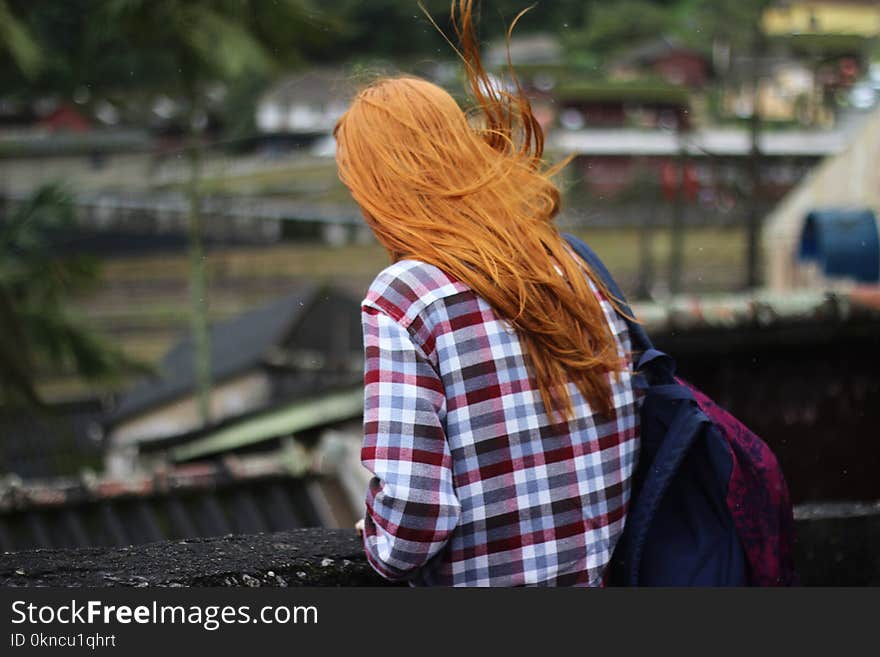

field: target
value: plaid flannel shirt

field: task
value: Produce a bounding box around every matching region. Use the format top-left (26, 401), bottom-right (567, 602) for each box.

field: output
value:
top-left (360, 256), bottom-right (640, 586)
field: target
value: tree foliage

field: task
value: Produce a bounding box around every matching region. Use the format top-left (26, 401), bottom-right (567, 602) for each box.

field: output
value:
top-left (562, 1), bottom-right (678, 62)
top-left (1, 1), bottom-right (778, 96)
top-left (0, 0), bottom-right (44, 79)
top-left (0, 184), bottom-right (148, 407)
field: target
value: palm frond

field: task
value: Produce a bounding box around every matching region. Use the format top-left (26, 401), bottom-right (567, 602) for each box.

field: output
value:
top-left (0, 183), bottom-right (152, 409)
top-left (0, 0), bottom-right (44, 79)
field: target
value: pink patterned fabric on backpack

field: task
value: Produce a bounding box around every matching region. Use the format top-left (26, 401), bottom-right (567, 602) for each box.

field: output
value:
top-left (681, 378), bottom-right (798, 586)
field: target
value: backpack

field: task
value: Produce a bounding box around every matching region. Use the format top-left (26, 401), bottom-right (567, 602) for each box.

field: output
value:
top-left (563, 233), bottom-right (797, 586)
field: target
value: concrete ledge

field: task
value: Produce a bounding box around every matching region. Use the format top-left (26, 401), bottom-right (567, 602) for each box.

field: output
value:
top-left (0, 528), bottom-right (392, 587)
top-left (2, 514), bottom-right (879, 587)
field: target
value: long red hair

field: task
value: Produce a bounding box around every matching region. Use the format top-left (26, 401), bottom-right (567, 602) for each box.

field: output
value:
top-left (334, 0), bottom-right (627, 421)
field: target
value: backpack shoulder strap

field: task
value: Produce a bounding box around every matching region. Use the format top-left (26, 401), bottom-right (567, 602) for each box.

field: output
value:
top-left (561, 233), bottom-right (635, 318)
top-left (562, 232), bottom-right (670, 377)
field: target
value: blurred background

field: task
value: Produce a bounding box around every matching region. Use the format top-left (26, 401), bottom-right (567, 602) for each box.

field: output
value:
top-left (0, 1), bottom-right (878, 583)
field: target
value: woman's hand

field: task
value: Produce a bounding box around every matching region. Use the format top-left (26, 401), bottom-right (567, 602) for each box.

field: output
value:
top-left (355, 518), bottom-right (365, 536)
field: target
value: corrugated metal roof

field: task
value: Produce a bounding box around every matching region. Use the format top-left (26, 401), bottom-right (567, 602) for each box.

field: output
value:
top-left (0, 457), bottom-right (353, 552)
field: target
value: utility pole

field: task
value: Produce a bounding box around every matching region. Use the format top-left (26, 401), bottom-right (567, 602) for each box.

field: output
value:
top-left (745, 23), bottom-right (767, 290)
top-left (636, 164), bottom-right (658, 300)
top-left (669, 126), bottom-right (689, 297)
top-left (185, 97), bottom-right (212, 428)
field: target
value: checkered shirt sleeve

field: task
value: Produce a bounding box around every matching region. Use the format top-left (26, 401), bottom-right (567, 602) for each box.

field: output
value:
top-left (360, 306), bottom-right (461, 580)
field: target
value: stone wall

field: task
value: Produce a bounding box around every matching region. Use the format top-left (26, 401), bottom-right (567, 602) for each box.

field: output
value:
top-left (0, 529), bottom-right (389, 588)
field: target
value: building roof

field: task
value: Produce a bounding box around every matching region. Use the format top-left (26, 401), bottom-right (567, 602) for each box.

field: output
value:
top-left (485, 33), bottom-right (563, 68)
top-left (556, 78), bottom-right (691, 105)
top-left (552, 127), bottom-right (848, 156)
top-left (0, 456), bottom-right (353, 551)
top-left (110, 285), bottom-right (320, 422)
top-left (616, 37), bottom-right (707, 68)
top-left (168, 387), bottom-right (364, 462)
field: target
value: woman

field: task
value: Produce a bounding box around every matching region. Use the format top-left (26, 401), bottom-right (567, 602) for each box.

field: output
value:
top-left (334, 1), bottom-right (640, 586)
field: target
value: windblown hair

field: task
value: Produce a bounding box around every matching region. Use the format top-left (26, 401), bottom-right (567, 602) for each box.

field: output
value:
top-left (334, 0), bottom-right (628, 421)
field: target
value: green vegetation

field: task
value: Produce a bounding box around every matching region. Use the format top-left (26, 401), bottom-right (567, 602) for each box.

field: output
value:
top-left (0, 0), bottom-right (43, 80)
top-left (0, 184), bottom-right (147, 407)
top-left (562, 1), bottom-right (683, 64)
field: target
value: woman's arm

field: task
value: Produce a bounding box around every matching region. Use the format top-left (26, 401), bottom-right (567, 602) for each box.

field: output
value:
top-left (360, 306), bottom-right (460, 581)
